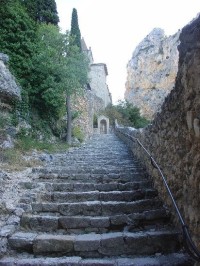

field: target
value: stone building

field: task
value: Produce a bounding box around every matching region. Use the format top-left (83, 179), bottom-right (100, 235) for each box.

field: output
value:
top-left (81, 38), bottom-right (112, 107)
top-left (71, 39), bottom-right (112, 138)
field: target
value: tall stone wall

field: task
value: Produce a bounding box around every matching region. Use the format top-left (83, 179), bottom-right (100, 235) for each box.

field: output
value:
top-left (89, 63), bottom-right (112, 107)
top-left (125, 28), bottom-right (180, 119)
top-left (116, 15), bottom-right (200, 249)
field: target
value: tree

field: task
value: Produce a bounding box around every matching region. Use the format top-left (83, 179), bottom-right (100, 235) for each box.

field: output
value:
top-left (30, 24), bottom-right (66, 120)
top-left (65, 8), bottom-right (88, 144)
top-left (64, 43), bottom-right (89, 144)
top-left (22, 0), bottom-right (59, 25)
top-left (30, 23), bottom-right (89, 140)
top-left (0, 0), bottom-right (36, 88)
top-left (70, 8), bottom-right (81, 51)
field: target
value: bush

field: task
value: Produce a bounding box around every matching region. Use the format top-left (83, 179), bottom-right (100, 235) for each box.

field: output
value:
top-left (103, 101), bottom-right (150, 128)
top-left (72, 126), bottom-right (84, 143)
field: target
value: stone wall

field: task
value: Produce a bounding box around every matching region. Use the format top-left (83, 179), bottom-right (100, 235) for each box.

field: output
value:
top-left (72, 90), bottom-right (105, 139)
top-left (125, 28), bottom-right (180, 119)
top-left (116, 15), bottom-right (200, 250)
top-left (89, 63), bottom-right (112, 107)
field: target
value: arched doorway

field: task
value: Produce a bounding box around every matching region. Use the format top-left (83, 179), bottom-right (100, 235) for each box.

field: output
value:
top-left (97, 115), bottom-right (110, 134)
top-left (100, 119), bottom-right (107, 134)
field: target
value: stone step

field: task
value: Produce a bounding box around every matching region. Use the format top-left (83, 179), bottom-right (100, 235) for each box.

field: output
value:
top-left (23, 189), bottom-right (156, 205)
top-left (21, 208), bottom-right (170, 233)
top-left (37, 189), bottom-right (158, 203)
top-left (19, 180), bottom-right (153, 192)
top-left (0, 253), bottom-right (194, 266)
top-left (49, 180), bottom-right (153, 192)
top-left (31, 199), bottom-right (163, 216)
top-left (36, 173), bottom-right (148, 184)
top-left (45, 167), bottom-right (140, 173)
top-left (51, 159), bottom-right (137, 164)
top-left (34, 167), bottom-right (143, 175)
top-left (8, 230), bottom-right (181, 257)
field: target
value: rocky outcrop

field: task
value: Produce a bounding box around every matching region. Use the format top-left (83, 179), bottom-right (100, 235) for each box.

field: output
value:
top-left (125, 28), bottom-right (180, 119)
top-left (0, 53), bottom-right (21, 103)
top-left (116, 14), bottom-right (200, 251)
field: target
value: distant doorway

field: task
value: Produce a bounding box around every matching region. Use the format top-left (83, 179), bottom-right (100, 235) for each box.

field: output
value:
top-left (97, 115), bottom-right (109, 134)
top-left (100, 119), bottom-right (107, 134)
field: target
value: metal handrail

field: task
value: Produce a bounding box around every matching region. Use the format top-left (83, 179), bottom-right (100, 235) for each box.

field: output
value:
top-left (115, 126), bottom-right (200, 262)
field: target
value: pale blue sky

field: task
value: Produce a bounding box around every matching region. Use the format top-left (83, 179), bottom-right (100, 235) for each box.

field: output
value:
top-left (55, 0), bottom-right (200, 103)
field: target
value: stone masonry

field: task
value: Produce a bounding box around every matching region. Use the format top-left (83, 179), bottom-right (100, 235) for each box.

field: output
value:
top-left (116, 14), bottom-right (200, 252)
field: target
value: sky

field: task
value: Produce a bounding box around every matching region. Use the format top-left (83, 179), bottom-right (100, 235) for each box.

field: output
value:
top-left (55, 0), bottom-right (200, 103)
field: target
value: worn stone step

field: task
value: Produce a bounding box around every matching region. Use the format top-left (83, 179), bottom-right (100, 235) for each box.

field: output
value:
top-left (35, 167), bottom-right (144, 176)
top-left (31, 199), bottom-right (163, 216)
top-left (48, 180), bottom-right (153, 192)
top-left (8, 230), bottom-right (181, 257)
top-left (38, 189), bottom-right (158, 203)
top-left (19, 180), bottom-right (153, 192)
top-left (51, 159), bottom-right (138, 165)
top-left (36, 173), bottom-right (148, 184)
top-left (21, 208), bottom-right (170, 233)
top-left (0, 253), bottom-right (194, 266)
top-left (53, 181), bottom-right (152, 192)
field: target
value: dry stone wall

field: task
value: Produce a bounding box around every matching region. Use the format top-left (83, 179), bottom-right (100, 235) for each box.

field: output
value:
top-left (116, 15), bottom-right (200, 250)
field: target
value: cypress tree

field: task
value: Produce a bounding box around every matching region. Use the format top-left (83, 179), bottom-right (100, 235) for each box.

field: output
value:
top-left (23, 0), bottom-right (59, 25)
top-left (70, 8), bottom-right (81, 51)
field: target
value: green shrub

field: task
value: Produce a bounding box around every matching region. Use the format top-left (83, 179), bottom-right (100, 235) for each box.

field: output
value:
top-left (72, 126), bottom-right (84, 143)
top-left (103, 101), bottom-right (150, 128)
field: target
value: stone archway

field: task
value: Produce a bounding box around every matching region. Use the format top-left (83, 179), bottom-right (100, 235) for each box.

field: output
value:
top-left (97, 115), bottom-right (109, 134)
top-left (100, 119), bottom-right (107, 134)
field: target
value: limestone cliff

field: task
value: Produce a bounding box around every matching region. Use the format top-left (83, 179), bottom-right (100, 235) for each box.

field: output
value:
top-left (0, 53), bottom-right (21, 103)
top-left (125, 28), bottom-right (180, 119)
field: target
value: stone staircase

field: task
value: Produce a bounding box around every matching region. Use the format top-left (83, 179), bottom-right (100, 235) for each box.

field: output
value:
top-left (0, 134), bottom-right (194, 265)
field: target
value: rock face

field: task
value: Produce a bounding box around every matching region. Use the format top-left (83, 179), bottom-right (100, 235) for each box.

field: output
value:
top-left (125, 28), bottom-right (180, 119)
top-left (116, 14), bottom-right (200, 251)
top-left (0, 53), bottom-right (21, 103)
